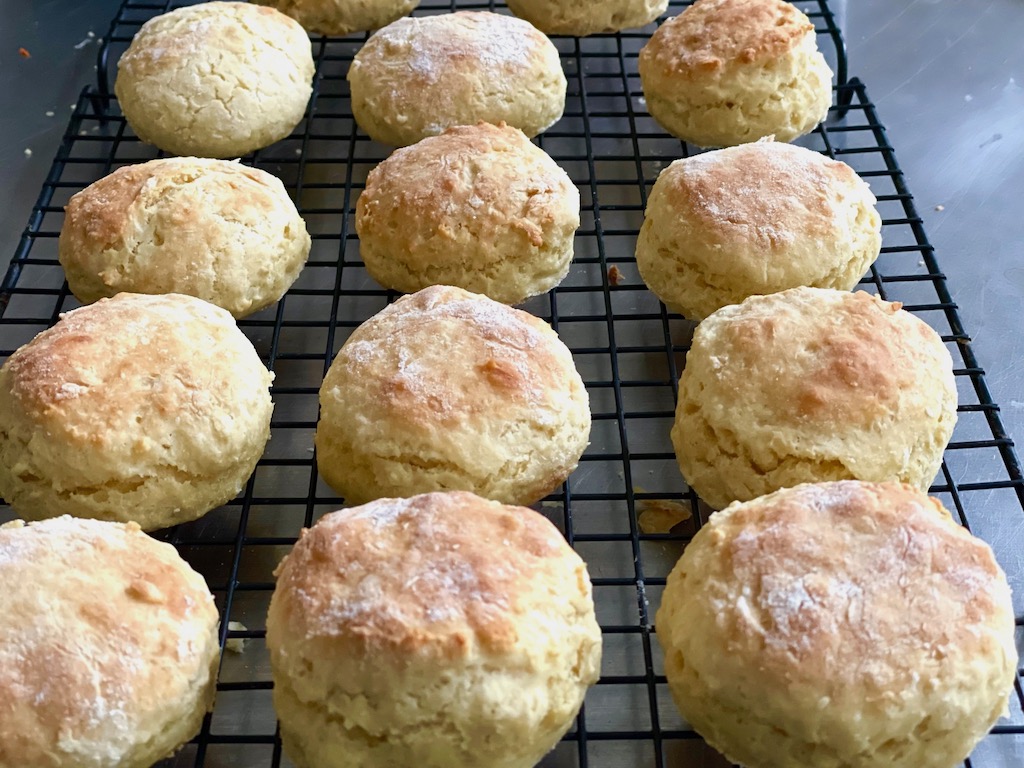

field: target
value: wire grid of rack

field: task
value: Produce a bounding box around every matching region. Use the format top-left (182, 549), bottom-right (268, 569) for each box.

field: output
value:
top-left (3, 1), bottom-right (1023, 766)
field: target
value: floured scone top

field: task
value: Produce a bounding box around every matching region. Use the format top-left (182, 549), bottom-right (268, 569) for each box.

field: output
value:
top-left (60, 158), bottom-right (311, 318)
top-left (672, 288), bottom-right (957, 509)
top-left (315, 285), bottom-right (590, 505)
top-left (356, 122), bottom-right (580, 304)
top-left (656, 481), bottom-right (1017, 768)
top-left (506, 0), bottom-right (668, 36)
top-left (639, 0), bottom-right (833, 146)
top-left (0, 516), bottom-right (220, 768)
top-left (266, 491), bottom-right (602, 768)
top-left (0, 293), bottom-right (274, 529)
top-left (348, 12), bottom-right (567, 146)
top-left (115, 2), bottom-right (314, 157)
top-left (253, 0), bottom-right (419, 35)
top-left (636, 141), bottom-right (881, 319)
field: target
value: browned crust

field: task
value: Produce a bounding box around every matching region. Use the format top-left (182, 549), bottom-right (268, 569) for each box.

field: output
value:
top-left (677, 481), bottom-right (1013, 690)
top-left (272, 492), bottom-right (588, 658)
top-left (640, 0), bottom-right (814, 80)
top-left (326, 285), bottom-right (575, 430)
top-left (357, 122), bottom-right (574, 254)
top-left (656, 142), bottom-right (862, 250)
top-left (0, 517), bottom-right (218, 766)
top-left (696, 289), bottom-right (936, 429)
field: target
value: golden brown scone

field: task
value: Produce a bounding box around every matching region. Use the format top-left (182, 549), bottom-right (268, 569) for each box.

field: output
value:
top-left (347, 12), bottom-right (566, 147)
top-left (506, 0), bottom-right (667, 36)
top-left (355, 122), bottom-right (580, 304)
top-left (635, 141), bottom-right (882, 320)
top-left (0, 293), bottom-right (274, 530)
top-left (0, 516), bottom-right (221, 768)
top-left (315, 285), bottom-right (590, 505)
top-left (672, 288), bottom-right (957, 510)
top-left (115, 2), bottom-right (314, 158)
top-left (252, 0), bottom-right (418, 35)
top-left (638, 0), bottom-right (832, 147)
top-left (656, 481), bottom-right (1018, 768)
top-left (266, 491), bottom-right (602, 768)
top-left (59, 158), bottom-right (311, 318)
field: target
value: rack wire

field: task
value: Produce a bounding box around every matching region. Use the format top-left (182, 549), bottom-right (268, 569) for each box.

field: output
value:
top-left (2, 1), bottom-right (1022, 766)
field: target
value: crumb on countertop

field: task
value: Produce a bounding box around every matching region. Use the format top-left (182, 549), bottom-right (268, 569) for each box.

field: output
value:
top-left (226, 621), bottom-right (248, 654)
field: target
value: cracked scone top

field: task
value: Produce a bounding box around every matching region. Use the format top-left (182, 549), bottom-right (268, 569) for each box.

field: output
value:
top-left (355, 122), bottom-right (580, 305)
top-left (635, 141), bottom-right (882, 320)
top-left (114, 2), bottom-right (314, 158)
top-left (266, 491), bottom-right (602, 768)
top-left (506, 0), bottom-right (668, 36)
top-left (0, 516), bottom-right (221, 768)
top-left (252, 0), bottom-right (419, 36)
top-left (638, 0), bottom-right (833, 147)
top-left (672, 287), bottom-right (957, 510)
top-left (315, 285), bottom-right (591, 506)
top-left (347, 12), bottom-right (567, 146)
top-left (59, 158), bottom-right (311, 318)
top-left (0, 293), bottom-right (274, 530)
top-left (656, 481), bottom-right (1017, 768)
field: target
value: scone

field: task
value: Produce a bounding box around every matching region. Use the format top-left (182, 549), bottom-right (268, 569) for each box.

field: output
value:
top-left (266, 491), bottom-right (602, 768)
top-left (0, 293), bottom-right (274, 530)
top-left (115, 2), bottom-right (314, 158)
top-left (347, 12), bottom-right (566, 146)
top-left (0, 516), bottom-right (221, 768)
top-left (506, 0), bottom-right (668, 36)
top-left (672, 288), bottom-right (957, 510)
top-left (635, 141), bottom-right (882, 319)
top-left (253, 0), bottom-right (418, 35)
top-left (656, 481), bottom-right (1018, 768)
top-left (355, 122), bottom-right (580, 304)
top-left (59, 158), bottom-right (311, 318)
top-left (315, 285), bottom-right (591, 505)
top-left (638, 0), bottom-right (833, 147)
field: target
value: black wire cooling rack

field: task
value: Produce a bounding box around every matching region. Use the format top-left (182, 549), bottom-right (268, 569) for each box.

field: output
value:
top-left (3, 1), bottom-right (1023, 766)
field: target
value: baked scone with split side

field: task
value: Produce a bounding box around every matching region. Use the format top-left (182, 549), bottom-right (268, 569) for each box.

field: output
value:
top-left (253, 0), bottom-right (419, 35)
top-left (59, 158), bottom-right (311, 318)
top-left (347, 12), bottom-right (567, 146)
top-left (0, 293), bottom-right (274, 530)
top-left (635, 141), bottom-right (881, 320)
top-left (656, 481), bottom-right (1017, 768)
top-left (506, 0), bottom-right (668, 36)
top-left (266, 491), bottom-right (602, 768)
top-left (0, 516), bottom-right (221, 768)
top-left (672, 288), bottom-right (957, 510)
top-left (315, 285), bottom-right (590, 505)
top-left (638, 0), bottom-right (833, 147)
top-left (356, 122), bottom-right (580, 304)
top-left (115, 2), bottom-right (314, 158)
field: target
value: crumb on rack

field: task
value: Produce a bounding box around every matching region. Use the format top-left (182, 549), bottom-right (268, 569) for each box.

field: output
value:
top-left (18, 47), bottom-right (30, 59)
top-left (23, 148), bottom-right (32, 158)
top-left (608, 265), bottom-right (623, 286)
top-left (636, 497), bottom-right (692, 534)
top-left (226, 621), bottom-right (248, 654)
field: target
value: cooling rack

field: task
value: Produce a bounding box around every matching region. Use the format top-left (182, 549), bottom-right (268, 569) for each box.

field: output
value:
top-left (2, 1), bottom-right (1022, 766)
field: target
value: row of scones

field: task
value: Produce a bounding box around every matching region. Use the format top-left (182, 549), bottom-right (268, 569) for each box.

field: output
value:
top-left (0, 1), bottom-right (1017, 768)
